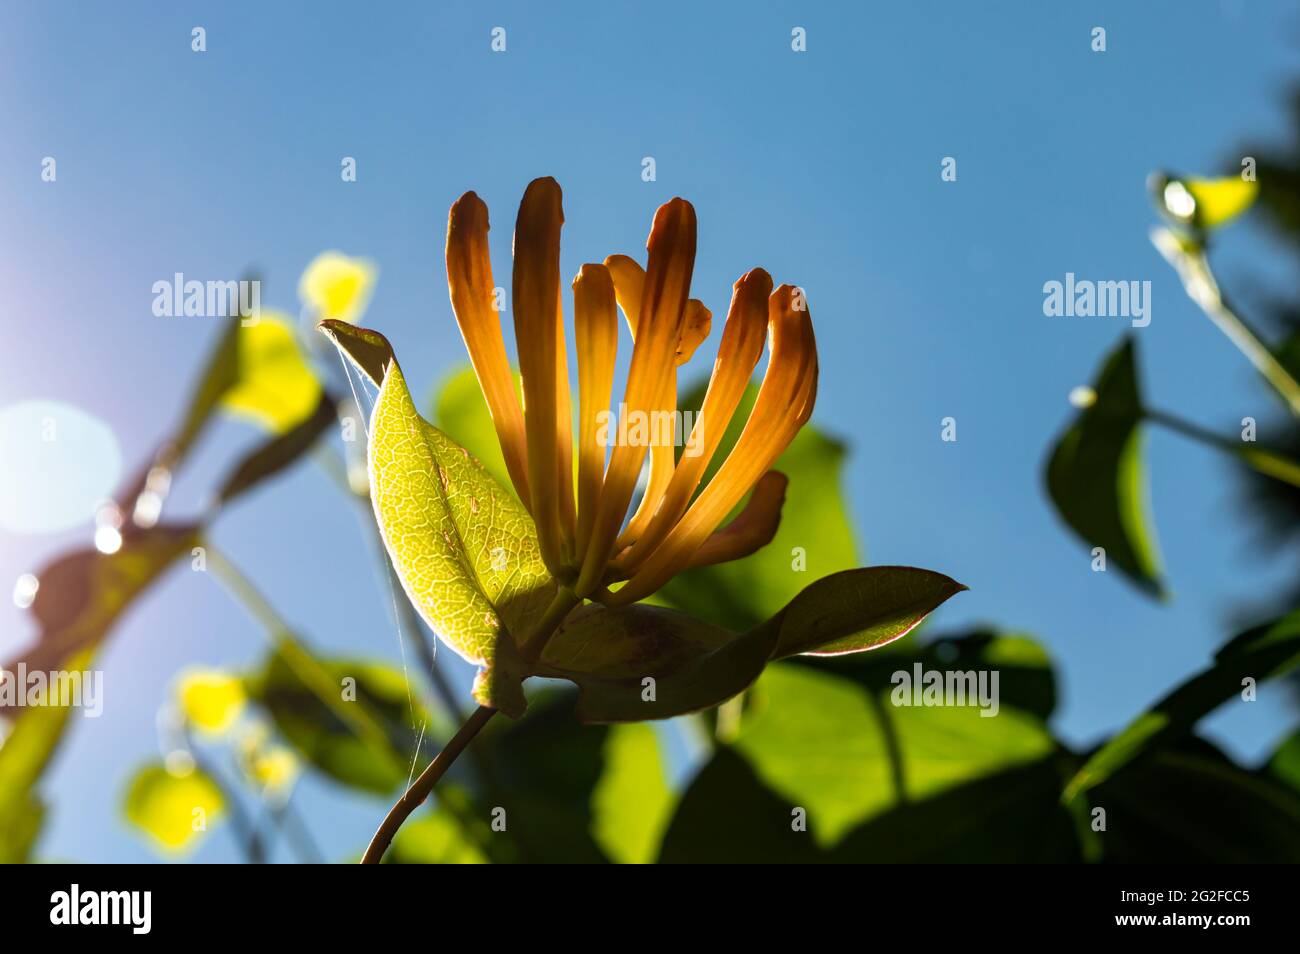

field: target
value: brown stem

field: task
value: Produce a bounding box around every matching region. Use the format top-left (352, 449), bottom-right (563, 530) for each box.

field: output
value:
top-left (360, 705), bottom-right (497, 864)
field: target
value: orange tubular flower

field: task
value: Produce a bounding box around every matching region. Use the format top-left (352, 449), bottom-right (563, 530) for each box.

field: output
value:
top-left (446, 177), bottom-right (818, 604)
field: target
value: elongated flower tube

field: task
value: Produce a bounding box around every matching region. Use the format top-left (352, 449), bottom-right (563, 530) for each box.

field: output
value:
top-left (446, 178), bottom-right (818, 603)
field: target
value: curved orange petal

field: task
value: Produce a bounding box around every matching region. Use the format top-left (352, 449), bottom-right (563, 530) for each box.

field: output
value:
top-left (572, 263), bottom-right (618, 560)
top-left (618, 268), bottom-right (771, 572)
top-left (445, 192), bottom-right (530, 503)
top-left (512, 177), bottom-right (570, 573)
top-left (613, 284), bottom-right (816, 604)
top-left (619, 295), bottom-right (713, 546)
top-left (664, 472), bottom-right (787, 583)
top-left (575, 198), bottom-right (697, 595)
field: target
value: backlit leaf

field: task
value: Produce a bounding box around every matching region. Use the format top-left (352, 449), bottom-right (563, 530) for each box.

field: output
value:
top-left (433, 365), bottom-right (515, 495)
top-left (220, 315), bottom-right (323, 434)
top-left (0, 652), bottom-right (89, 863)
top-left (123, 762), bottom-right (225, 854)
top-left (590, 723), bottom-right (674, 864)
top-left (732, 664), bottom-right (1054, 846)
top-left (176, 668), bottom-right (246, 736)
top-left (299, 251), bottom-right (376, 325)
top-left (385, 811), bottom-right (488, 864)
top-left (755, 566), bottom-right (967, 658)
top-left (245, 650), bottom-right (428, 795)
top-left (319, 320), bottom-right (554, 717)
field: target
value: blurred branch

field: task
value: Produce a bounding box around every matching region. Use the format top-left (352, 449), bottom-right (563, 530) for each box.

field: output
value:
top-left (1152, 228), bottom-right (1300, 417)
top-left (1146, 407), bottom-right (1300, 489)
top-left (203, 541), bottom-right (393, 757)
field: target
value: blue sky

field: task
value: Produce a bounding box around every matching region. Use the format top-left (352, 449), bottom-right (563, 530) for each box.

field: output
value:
top-left (2, 1), bottom-right (1298, 861)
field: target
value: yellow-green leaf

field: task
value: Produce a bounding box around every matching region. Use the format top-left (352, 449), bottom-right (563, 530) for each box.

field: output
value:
top-left (590, 723), bottom-right (674, 863)
top-left (758, 566), bottom-right (967, 658)
top-left (244, 650), bottom-right (426, 795)
top-left (299, 251), bottom-right (376, 324)
top-left (220, 315), bottom-right (323, 434)
top-left (734, 665), bottom-right (1054, 847)
top-left (385, 812), bottom-right (488, 864)
top-left (1152, 171), bottom-right (1258, 231)
top-left (433, 365), bottom-right (516, 495)
top-left (318, 320), bottom-right (554, 717)
top-left (176, 668), bottom-right (246, 735)
top-left (123, 763), bottom-right (225, 854)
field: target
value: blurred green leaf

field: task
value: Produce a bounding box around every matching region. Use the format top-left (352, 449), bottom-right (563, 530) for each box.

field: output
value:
top-left (215, 392), bottom-right (336, 505)
top-left (220, 316), bottom-right (324, 434)
top-left (481, 691), bottom-right (611, 862)
top-left (658, 747), bottom-right (822, 863)
top-left (1091, 738), bottom-right (1300, 862)
top-left (797, 627), bottom-right (1058, 720)
top-left (831, 757), bottom-right (1082, 862)
top-left (2, 525), bottom-right (199, 681)
top-left (1064, 608), bottom-right (1300, 802)
top-left (123, 762), bottom-right (225, 854)
top-left (0, 650), bottom-right (89, 863)
top-left (732, 664), bottom-right (1054, 847)
top-left (590, 723), bottom-right (673, 864)
top-left (384, 810), bottom-right (488, 864)
top-left (1045, 336), bottom-right (1164, 596)
top-left (168, 317), bottom-right (241, 465)
top-left (245, 651), bottom-right (428, 795)
top-left (657, 383), bottom-right (859, 631)
top-left (320, 321), bottom-right (554, 718)
top-left (1267, 729), bottom-right (1300, 793)
top-left (433, 365), bottom-right (515, 496)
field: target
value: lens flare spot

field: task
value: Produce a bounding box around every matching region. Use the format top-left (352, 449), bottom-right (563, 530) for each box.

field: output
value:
top-left (94, 524), bottom-right (123, 554)
top-left (0, 401), bottom-right (122, 534)
top-left (1068, 386), bottom-right (1098, 409)
top-left (12, 573), bottom-right (39, 609)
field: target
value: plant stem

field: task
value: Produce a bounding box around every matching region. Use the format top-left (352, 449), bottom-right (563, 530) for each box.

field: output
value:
top-left (183, 734), bottom-right (266, 864)
top-left (1156, 235), bottom-right (1300, 417)
top-left (360, 589), bottom-right (580, 863)
top-left (517, 588), bottom-right (580, 660)
top-left (1146, 408), bottom-right (1300, 489)
top-left (361, 705), bottom-right (496, 864)
top-left (272, 797), bottom-right (325, 864)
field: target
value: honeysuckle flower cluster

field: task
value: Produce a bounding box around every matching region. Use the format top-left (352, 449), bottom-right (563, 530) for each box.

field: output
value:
top-left (446, 177), bottom-right (817, 605)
